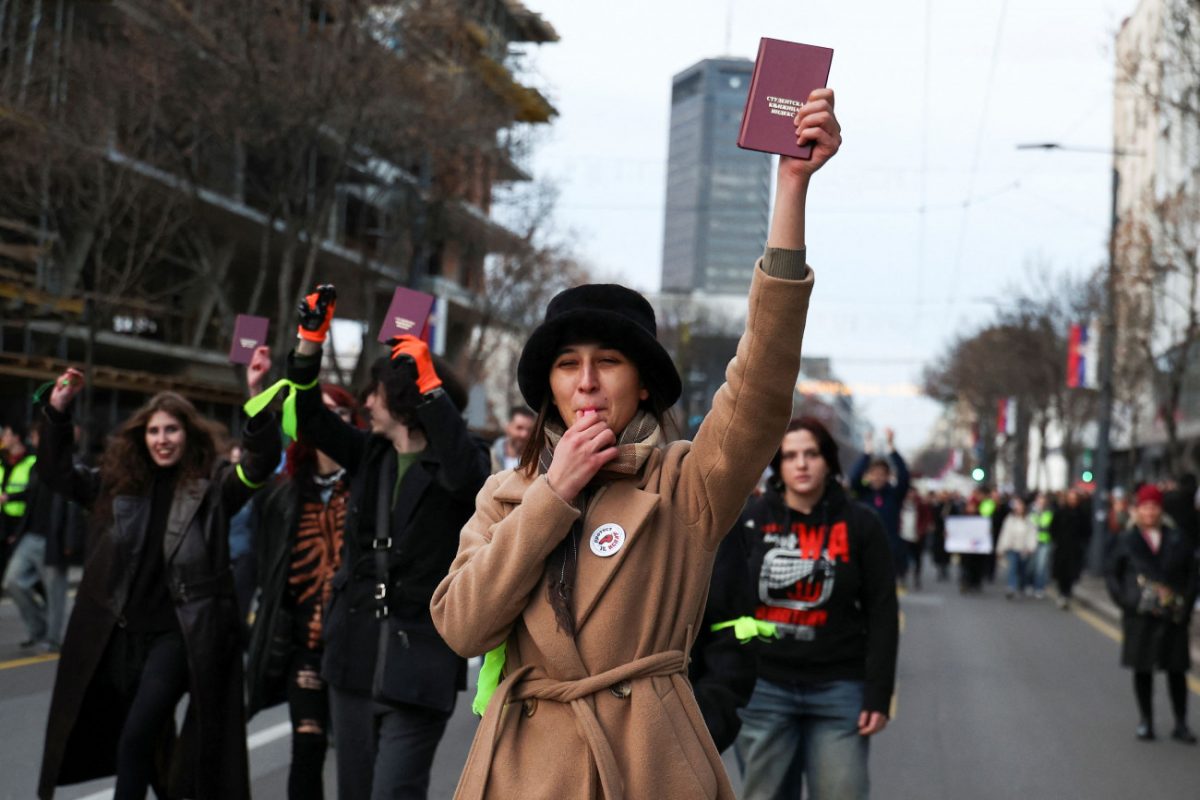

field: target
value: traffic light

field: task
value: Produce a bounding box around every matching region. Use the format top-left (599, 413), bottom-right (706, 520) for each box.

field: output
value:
top-left (972, 467), bottom-right (986, 482)
top-left (1081, 470), bottom-right (1094, 483)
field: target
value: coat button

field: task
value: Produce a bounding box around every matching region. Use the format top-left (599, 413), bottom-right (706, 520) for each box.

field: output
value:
top-left (522, 699), bottom-right (538, 717)
top-left (610, 680), bottom-right (632, 699)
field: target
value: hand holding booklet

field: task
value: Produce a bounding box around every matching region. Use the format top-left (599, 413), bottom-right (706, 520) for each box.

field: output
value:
top-left (377, 286), bottom-right (436, 343)
top-left (229, 314), bottom-right (270, 365)
top-left (737, 37), bottom-right (834, 159)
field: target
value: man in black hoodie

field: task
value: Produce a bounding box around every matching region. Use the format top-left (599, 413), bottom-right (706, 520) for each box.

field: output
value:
top-left (736, 417), bottom-right (898, 800)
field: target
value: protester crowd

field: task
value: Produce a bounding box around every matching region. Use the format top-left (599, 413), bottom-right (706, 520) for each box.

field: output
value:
top-left (0, 85), bottom-right (1193, 800)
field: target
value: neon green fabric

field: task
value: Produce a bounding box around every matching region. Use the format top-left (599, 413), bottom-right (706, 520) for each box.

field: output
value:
top-left (243, 378), bottom-right (318, 439)
top-left (979, 498), bottom-right (996, 518)
top-left (31, 380), bottom-right (55, 407)
top-left (235, 463), bottom-right (265, 490)
top-left (710, 617), bottom-right (778, 644)
top-left (1, 454), bottom-right (36, 517)
top-left (1037, 509), bottom-right (1054, 544)
top-left (472, 642), bottom-right (508, 716)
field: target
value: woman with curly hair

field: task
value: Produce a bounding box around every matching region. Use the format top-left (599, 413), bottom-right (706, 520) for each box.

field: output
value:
top-left (36, 353), bottom-right (280, 800)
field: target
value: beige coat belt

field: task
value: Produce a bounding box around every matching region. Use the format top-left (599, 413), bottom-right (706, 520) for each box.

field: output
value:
top-left (458, 650), bottom-right (689, 800)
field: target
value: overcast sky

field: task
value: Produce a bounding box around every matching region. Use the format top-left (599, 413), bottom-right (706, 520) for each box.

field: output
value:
top-left (509, 0), bottom-right (1138, 454)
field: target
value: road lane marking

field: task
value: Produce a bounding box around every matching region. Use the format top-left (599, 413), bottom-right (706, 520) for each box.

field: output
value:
top-left (76, 722), bottom-right (292, 799)
top-left (0, 653), bottom-right (58, 670)
top-left (1072, 605), bottom-right (1200, 696)
top-left (246, 720), bottom-right (292, 749)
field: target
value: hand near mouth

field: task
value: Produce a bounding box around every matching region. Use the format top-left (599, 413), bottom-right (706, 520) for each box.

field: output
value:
top-left (546, 412), bottom-right (619, 504)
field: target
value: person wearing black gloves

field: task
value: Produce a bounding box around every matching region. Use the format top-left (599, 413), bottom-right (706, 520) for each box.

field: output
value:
top-left (36, 354), bottom-right (280, 800)
top-left (736, 417), bottom-right (899, 800)
top-left (1106, 484), bottom-right (1198, 744)
top-left (288, 285), bottom-right (490, 800)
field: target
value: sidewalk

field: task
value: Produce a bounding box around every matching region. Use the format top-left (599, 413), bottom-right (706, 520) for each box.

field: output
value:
top-left (1071, 573), bottom-right (1200, 677)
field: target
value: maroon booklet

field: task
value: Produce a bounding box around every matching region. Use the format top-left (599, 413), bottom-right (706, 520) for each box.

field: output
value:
top-left (229, 314), bottom-right (269, 365)
top-left (737, 38), bottom-right (834, 159)
top-left (377, 286), bottom-right (436, 343)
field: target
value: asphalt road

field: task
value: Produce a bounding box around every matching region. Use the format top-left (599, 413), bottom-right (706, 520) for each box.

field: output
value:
top-left (3, 570), bottom-right (1199, 799)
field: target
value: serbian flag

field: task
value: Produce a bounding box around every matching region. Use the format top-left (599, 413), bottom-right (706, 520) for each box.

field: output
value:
top-left (1066, 322), bottom-right (1098, 388)
top-left (996, 397), bottom-right (1017, 437)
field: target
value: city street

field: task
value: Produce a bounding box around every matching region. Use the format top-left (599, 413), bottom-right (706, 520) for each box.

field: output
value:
top-left (3, 574), bottom-right (1199, 799)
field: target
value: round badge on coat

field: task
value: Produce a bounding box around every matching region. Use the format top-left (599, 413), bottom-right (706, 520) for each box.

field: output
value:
top-left (589, 523), bottom-right (626, 557)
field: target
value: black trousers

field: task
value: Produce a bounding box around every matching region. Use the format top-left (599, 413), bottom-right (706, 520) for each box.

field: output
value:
top-left (105, 628), bottom-right (190, 800)
top-left (287, 650), bottom-right (330, 800)
top-left (328, 685), bottom-right (452, 800)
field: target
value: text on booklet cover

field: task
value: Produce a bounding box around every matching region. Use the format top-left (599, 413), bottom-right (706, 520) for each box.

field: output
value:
top-left (377, 286), bottom-right (436, 343)
top-left (229, 314), bottom-right (269, 364)
top-left (737, 38), bottom-right (834, 159)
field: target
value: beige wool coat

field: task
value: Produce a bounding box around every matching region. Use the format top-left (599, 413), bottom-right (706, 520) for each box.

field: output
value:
top-left (431, 254), bottom-right (813, 800)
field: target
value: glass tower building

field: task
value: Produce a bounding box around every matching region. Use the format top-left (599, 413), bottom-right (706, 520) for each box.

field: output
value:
top-left (661, 57), bottom-right (771, 295)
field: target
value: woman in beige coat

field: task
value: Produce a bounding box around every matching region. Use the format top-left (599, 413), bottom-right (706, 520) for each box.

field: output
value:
top-left (431, 89), bottom-right (842, 800)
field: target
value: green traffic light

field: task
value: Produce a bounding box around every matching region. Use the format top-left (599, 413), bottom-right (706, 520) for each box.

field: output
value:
top-left (972, 468), bottom-right (985, 481)
top-left (1082, 470), bottom-right (1094, 482)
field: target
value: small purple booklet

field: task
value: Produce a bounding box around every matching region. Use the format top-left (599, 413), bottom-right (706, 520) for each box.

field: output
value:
top-left (737, 38), bottom-right (834, 159)
top-left (377, 287), bottom-right (435, 343)
top-left (229, 314), bottom-right (270, 365)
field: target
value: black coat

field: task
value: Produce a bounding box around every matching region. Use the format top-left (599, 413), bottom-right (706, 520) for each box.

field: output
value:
top-left (288, 351), bottom-right (490, 711)
top-left (1051, 503), bottom-right (1090, 584)
top-left (1105, 526), bottom-right (1198, 672)
top-left (35, 408), bottom-right (280, 800)
top-left (244, 478), bottom-right (300, 717)
top-left (17, 467), bottom-right (87, 568)
top-left (688, 525), bottom-right (758, 753)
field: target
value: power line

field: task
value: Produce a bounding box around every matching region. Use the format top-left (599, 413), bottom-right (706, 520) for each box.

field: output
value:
top-left (947, 0), bottom-right (1010, 306)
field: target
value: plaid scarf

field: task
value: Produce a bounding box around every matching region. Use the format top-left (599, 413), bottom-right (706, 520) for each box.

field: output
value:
top-left (538, 410), bottom-right (661, 635)
top-left (538, 410), bottom-right (662, 481)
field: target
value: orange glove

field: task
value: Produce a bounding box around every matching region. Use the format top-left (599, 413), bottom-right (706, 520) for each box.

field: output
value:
top-left (389, 335), bottom-right (442, 395)
top-left (297, 284), bottom-right (337, 343)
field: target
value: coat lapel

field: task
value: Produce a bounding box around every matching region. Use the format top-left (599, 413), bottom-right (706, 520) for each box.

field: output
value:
top-left (165, 479), bottom-right (209, 564)
top-left (573, 482), bottom-right (661, 632)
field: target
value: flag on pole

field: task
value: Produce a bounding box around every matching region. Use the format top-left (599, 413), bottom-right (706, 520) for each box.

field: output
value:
top-left (996, 397), bottom-right (1017, 436)
top-left (1066, 321), bottom-right (1099, 388)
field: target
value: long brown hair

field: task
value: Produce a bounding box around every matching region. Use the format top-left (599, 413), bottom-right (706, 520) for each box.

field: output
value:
top-left (94, 392), bottom-right (223, 523)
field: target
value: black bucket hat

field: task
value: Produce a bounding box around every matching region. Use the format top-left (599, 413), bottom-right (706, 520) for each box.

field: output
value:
top-left (517, 284), bottom-right (682, 412)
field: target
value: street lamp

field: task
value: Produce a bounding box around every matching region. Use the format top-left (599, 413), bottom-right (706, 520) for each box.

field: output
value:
top-left (1017, 142), bottom-right (1135, 573)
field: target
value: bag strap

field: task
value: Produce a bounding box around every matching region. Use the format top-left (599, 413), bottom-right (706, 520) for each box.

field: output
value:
top-left (371, 451), bottom-right (403, 701)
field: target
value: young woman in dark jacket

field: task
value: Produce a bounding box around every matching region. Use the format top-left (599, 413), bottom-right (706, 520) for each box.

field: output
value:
top-left (735, 417), bottom-right (899, 800)
top-left (245, 381), bottom-right (362, 800)
top-left (286, 289), bottom-right (490, 800)
top-left (35, 356), bottom-right (280, 800)
top-left (1105, 484), bottom-right (1198, 743)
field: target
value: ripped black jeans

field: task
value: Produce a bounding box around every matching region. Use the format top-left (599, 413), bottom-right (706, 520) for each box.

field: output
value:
top-left (287, 649), bottom-right (331, 800)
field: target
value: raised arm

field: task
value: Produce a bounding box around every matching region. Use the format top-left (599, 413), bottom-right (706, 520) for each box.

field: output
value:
top-left (673, 89), bottom-right (841, 545)
top-left (221, 346), bottom-right (282, 510)
top-left (35, 368), bottom-right (100, 506)
top-left (288, 284), bottom-right (370, 471)
top-left (391, 335), bottom-right (490, 499)
top-left (887, 429), bottom-right (910, 496)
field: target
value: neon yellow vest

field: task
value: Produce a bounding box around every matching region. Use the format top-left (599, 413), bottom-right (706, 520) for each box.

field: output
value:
top-left (1037, 509), bottom-right (1054, 544)
top-left (1, 454), bottom-right (36, 517)
top-left (979, 498), bottom-right (996, 518)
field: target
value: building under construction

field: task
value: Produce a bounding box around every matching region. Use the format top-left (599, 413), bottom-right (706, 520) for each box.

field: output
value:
top-left (0, 0), bottom-right (557, 451)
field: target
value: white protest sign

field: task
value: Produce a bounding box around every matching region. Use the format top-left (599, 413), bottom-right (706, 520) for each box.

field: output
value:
top-left (944, 516), bottom-right (994, 554)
